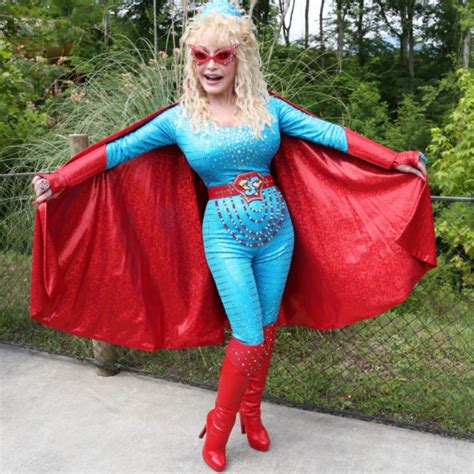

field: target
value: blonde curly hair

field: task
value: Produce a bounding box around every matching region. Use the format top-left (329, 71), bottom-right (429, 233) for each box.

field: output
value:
top-left (178, 9), bottom-right (273, 138)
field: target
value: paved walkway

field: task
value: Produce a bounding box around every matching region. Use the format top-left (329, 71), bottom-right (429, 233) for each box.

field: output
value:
top-left (1, 343), bottom-right (472, 473)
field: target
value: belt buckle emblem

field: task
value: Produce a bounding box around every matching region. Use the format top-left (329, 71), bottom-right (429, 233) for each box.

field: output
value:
top-left (232, 172), bottom-right (265, 203)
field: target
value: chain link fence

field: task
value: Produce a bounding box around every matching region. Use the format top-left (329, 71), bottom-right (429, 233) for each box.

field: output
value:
top-left (1, 171), bottom-right (472, 441)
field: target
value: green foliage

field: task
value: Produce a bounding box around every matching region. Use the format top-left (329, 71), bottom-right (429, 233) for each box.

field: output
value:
top-left (417, 69), bottom-right (464, 131)
top-left (428, 68), bottom-right (474, 196)
top-left (384, 94), bottom-right (434, 151)
top-left (7, 43), bottom-right (181, 176)
top-left (0, 40), bottom-right (56, 166)
top-left (111, 0), bottom-right (176, 50)
top-left (433, 203), bottom-right (474, 290)
top-left (424, 69), bottom-right (474, 292)
top-left (0, 0), bottom-right (111, 166)
top-left (263, 42), bottom-right (349, 122)
top-left (342, 80), bottom-right (390, 142)
top-left (1, 0), bottom-right (104, 58)
top-left (340, 76), bottom-right (434, 155)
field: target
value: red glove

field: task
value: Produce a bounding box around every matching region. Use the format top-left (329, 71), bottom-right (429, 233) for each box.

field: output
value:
top-left (391, 150), bottom-right (422, 169)
top-left (345, 128), bottom-right (422, 170)
top-left (35, 144), bottom-right (107, 194)
top-left (35, 170), bottom-right (69, 194)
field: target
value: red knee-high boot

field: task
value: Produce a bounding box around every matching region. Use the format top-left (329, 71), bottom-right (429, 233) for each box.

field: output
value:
top-left (239, 322), bottom-right (276, 451)
top-left (198, 336), bottom-right (270, 472)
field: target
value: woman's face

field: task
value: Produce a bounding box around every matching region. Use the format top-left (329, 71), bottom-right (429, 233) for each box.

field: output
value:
top-left (192, 32), bottom-right (238, 97)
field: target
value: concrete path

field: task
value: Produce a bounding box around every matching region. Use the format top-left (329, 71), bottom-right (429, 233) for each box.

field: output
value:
top-left (1, 343), bottom-right (472, 473)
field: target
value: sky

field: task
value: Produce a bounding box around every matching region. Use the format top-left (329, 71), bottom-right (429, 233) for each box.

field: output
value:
top-left (280, 0), bottom-right (408, 48)
top-left (283, 0), bottom-right (331, 42)
top-left (183, 0), bottom-right (331, 42)
top-left (183, 0), bottom-right (409, 47)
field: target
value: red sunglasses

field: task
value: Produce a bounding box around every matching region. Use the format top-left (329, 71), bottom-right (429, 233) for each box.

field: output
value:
top-left (190, 44), bottom-right (239, 66)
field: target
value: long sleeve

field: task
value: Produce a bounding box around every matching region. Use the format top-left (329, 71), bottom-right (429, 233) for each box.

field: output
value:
top-left (36, 105), bottom-right (178, 194)
top-left (105, 105), bottom-right (177, 169)
top-left (271, 96), bottom-right (407, 170)
top-left (271, 96), bottom-right (348, 153)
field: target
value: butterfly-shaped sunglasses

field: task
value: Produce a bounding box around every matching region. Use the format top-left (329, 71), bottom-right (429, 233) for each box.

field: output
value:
top-left (190, 44), bottom-right (239, 66)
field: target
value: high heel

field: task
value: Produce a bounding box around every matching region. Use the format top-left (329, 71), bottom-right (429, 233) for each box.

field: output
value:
top-left (201, 407), bottom-right (234, 472)
top-left (239, 410), bottom-right (270, 451)
top-left (238, 322), bottom-right (276, 451)
top-left (199, 336), bottom-right (269, 472)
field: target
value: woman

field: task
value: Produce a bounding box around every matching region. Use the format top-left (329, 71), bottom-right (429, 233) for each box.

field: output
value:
top-left (31, 0), bottom-right (435, 471)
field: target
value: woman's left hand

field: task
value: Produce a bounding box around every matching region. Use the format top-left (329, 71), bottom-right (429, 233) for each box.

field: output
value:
top-left (393, 151), bottom-right (428, 181)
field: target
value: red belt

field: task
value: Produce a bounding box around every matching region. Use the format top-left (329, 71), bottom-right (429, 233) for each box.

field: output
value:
top-left (208, 172), bottom-right (275, 203)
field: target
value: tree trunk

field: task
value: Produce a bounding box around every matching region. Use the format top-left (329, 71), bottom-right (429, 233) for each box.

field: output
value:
top-left (304, 0), bottom-right (310, 48)
top-left (407, 0), bottom-right (417, 87)
top-left (249, 0), bottom-right (258, 19)
top-left (462, 0), bottom-right (472, 69)
top-left (153, 0), bottom-right (158, 55)
top-left (320, 0), bottom-right (326, 68)
top-left (377, 0), bottom-right (415, 79)
top-left (279, 0), bottom-right (294, 47)
top-left (262, 0), bottom-right (271, 25)
top-left (103, 2), bottom-right (110, 48)
top-left (357, 0), bottom-right (364, 66)
top-left (408, 3), bottom-right (415, 85)
top-left (400, 1), bottom-right (408, 64)
top-left (336, 0), bottom-right (344, 72)
top-left (463, 26), bottom-right (471, 69)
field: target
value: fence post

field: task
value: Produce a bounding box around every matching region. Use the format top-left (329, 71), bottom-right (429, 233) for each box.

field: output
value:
top-left (68, 133), bottom-right (119, 377)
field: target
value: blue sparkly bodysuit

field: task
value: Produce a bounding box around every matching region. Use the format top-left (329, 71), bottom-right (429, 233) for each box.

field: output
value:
top-left (106, 96), bottom-right (348, 345)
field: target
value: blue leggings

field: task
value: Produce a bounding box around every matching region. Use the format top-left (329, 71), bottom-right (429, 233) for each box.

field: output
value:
top-left (202, 185), bottom-right (295, 346)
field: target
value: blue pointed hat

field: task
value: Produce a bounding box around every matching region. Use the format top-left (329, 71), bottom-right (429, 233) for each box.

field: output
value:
top-left (197, 0), bottom-right (242, 19)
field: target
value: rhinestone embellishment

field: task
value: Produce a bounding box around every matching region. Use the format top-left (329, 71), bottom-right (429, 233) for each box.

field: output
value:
top-left (214, 185), bottom-right (286, 247)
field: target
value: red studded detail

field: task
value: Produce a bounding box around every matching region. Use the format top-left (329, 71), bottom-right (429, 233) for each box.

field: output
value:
top-left (226, 336), bottom-right (271, 377)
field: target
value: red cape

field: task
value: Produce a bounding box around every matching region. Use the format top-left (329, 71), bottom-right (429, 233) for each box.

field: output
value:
top-left (30, 92), bottom-right (437, 351)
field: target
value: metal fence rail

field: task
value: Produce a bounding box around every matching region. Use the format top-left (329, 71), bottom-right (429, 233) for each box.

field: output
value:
top-left (1, 172), bottom-right (472, 441)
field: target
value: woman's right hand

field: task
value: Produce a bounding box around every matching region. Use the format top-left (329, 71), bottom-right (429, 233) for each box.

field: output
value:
top-left (392, 151), bottom-right (428, 181)
top-left (31, 175), bottom-right (63, 207)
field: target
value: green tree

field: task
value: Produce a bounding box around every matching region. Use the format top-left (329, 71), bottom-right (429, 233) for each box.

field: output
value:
top-left (384, 94), bottom-right (433, 152)
top-left (342, 80), bottom-right (390, 142)
top-left (428, 68), bottom-right (474, 196)
top-left (427, 68), bottom-right (474, 292)
top-left (0, 40), bottom-right (54, 168)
